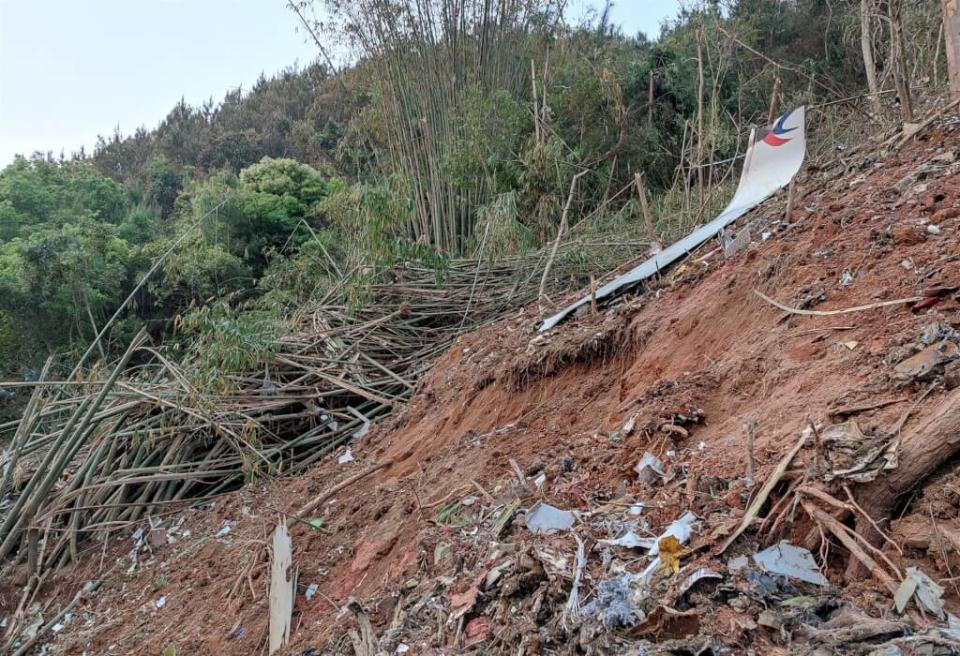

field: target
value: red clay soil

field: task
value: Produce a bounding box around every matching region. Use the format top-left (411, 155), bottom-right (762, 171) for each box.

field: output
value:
top-left (12, 123), bottom-right (960, 655)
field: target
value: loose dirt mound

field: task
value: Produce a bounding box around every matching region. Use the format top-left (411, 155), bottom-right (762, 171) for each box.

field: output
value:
top-left (13, 123), bottom-right (960, 655)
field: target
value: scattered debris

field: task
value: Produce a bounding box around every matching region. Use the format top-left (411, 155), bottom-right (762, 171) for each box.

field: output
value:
top-left (904, 566), bottom-right (945, 618)
top-left (821, 420), bottom-right (897, 483)
top-left (337, 449), bottom-right (354, 465)
top-left (582, 572), bottom-right (645, 628)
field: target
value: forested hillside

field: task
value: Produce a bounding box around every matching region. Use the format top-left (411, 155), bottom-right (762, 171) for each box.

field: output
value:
top-left (0, 0), bottom-right (946, 377)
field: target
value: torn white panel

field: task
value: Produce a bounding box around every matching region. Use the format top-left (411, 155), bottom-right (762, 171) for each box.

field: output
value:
top-left (753, 540), bottom-right (829, 586)
top-left (539, 107), bottom-right (806, 332)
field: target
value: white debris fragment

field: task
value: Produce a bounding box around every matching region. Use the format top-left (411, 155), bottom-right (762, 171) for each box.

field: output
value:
top-left (337, 449), bottom-right (354, 465)
top-left (927, 224), bottom-right (942, 235)
top-left (599, 531), bottom-right (655, 550)
top-left (753, 541), bottom-right (829, 586)
top-left (944, 614), bottom-right (960, 640)
top-left (525, 502), bottom-right (575, 534)
top-left (215, 520), bottom-right (235, 538)
top-left (533, 473), bottom-right (547, 488)
top-left (634, 452), bottom-right (666, 484)
top-left (649, 512), bottom-right (698, 556)
top-left (894, 576), bottom-right (918, 614)
top-left (727, 555), bottom-right (749, 572)
top-left (353, 420), bottom-right (371, 439)
top-left (679, 567), bottom-right (722, 596)
top-left (638, 511), bottom-right (700, 586)
top-left (154, 596), bottom-right (167, 610)
top-left (305, 583), bottom-right (318, 602)
top-left (906, 566), bottom-right (945, 618)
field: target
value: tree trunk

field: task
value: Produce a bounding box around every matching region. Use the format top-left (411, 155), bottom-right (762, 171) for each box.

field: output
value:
top-left (944, 0), bottom-right (960, 100)
top-left (847, 387), bottom-right (960, 580)
top-left (860, 0), bottom-right (883, 117)
top-left (889, 0), bottom-right (914, 122)
top-left (648, 69), bottom-right (655, 125)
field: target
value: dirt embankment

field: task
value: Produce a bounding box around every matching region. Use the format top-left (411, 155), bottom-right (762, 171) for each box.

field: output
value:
top-left (20, 122), bottom-right (960, 655)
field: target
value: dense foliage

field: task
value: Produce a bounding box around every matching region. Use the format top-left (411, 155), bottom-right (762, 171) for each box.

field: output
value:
top-left (0, 0), bottom-right (947, 376)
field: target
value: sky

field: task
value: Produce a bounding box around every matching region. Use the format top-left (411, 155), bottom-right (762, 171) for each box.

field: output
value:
top-left (0, 0), bottom-right (682, 167)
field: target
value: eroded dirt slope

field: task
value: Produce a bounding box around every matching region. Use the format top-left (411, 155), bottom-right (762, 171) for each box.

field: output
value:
top-left (19, 121), bottom-right (960, 655)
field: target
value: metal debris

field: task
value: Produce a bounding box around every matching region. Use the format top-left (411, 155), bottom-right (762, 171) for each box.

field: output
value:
top-left (599, 531), bottom-right (655, 550)
top-left (634, 452), bottom-right (667, 485)
top-left (753, 541), bottom-right (829, 586)
top-left (905, 566), bottom-right (945, 618)
top-left (525, 502), bottom-right (575, 534)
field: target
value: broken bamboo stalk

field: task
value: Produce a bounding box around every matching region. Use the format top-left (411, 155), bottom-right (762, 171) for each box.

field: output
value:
top-left (753, 290), bottom-right (923, 316)
top-left (294, 460), bottom-right (393, 520)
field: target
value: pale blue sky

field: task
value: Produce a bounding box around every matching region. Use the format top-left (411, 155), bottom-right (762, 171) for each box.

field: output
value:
top-left (0, 0), bottom-right (681, 166)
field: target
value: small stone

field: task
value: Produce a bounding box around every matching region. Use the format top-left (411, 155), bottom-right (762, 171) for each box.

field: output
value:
top-left (927, 224), bottom-right (942, 235)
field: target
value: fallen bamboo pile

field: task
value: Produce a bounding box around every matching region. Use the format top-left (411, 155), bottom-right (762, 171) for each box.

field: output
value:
top-left (0, 237), bottom-right (648, 579)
